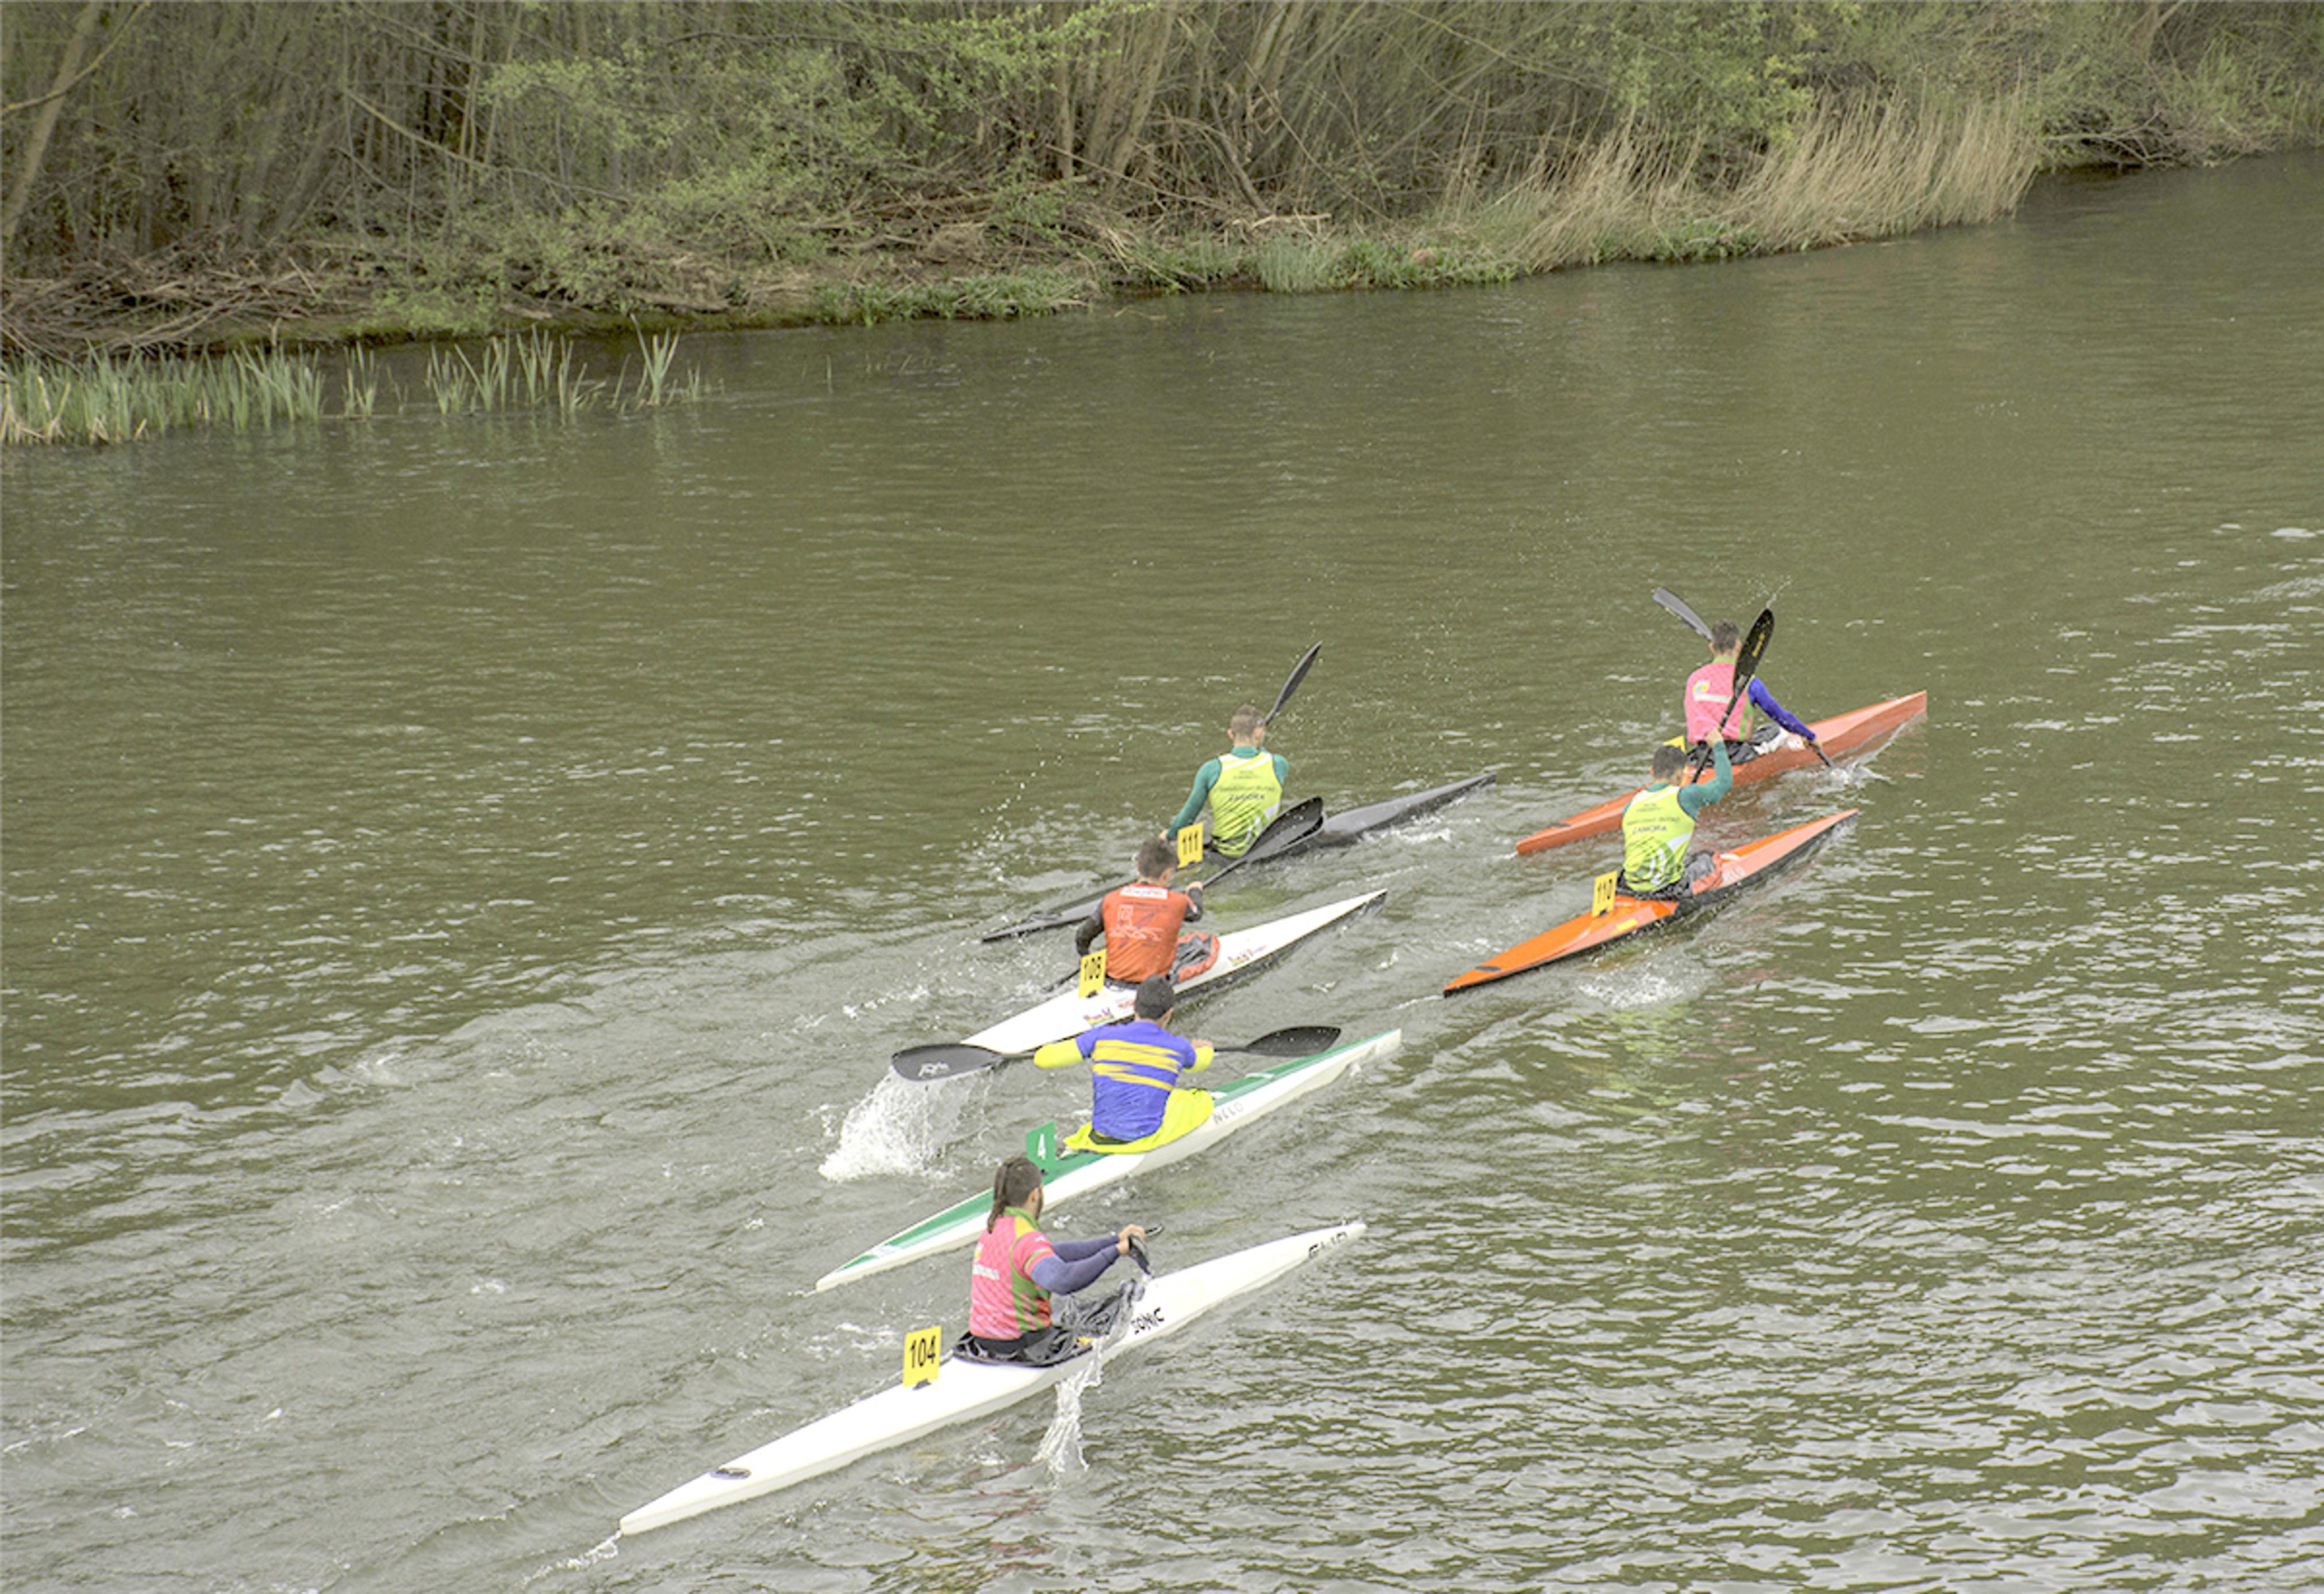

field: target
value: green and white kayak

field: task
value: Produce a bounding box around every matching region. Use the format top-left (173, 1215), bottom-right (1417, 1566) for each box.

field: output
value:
top-left (823, 1028), bottom-right (1398, 1292)
top-left (619, 1220), bottom-right (1368, 1537)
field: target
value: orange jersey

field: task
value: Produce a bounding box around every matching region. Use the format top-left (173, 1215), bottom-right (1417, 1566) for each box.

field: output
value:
top-left (1097, 882), bottom-right (1198, 982)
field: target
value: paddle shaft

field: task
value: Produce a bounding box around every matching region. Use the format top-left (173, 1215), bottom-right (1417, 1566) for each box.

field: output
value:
top-left (1040, 1025), bottom-right (1341, 1066)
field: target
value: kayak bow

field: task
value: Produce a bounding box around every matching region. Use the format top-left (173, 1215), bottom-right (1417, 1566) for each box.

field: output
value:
top-left (1446, 809), bottom-right (1857, 993)
top-left (982, 774), bottom-right (1492, 940)
top-left (832, 1029), bottom-right (1397, 1290)
top-left (1514, 694), bottom-right (1923, 854)
top-left (619, 1220), bottom-right (1368, 1537)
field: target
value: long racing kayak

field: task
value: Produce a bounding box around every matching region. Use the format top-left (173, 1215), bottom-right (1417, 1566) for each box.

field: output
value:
top-left (920, 889), bottom-right (1385, 1067)
top-left (982, 773), bottom-right (1492, 940)
top-left (1514, 693), bottom-right (1923, 854)
top-left (828, 1029), bottom-right (1397, 1290)
top-left (1446, 810), bottom-right (1857, 993)
top-left (618, 1220), bottom-right (1368, 1537)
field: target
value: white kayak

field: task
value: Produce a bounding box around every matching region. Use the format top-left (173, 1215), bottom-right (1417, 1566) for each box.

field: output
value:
top-left (618, 1220), bottom-right (1368, 1537)
top-left (822, 1029), bottom-right (1398, 1292)
top-left (958, 889), bottom-right (1386, 1058)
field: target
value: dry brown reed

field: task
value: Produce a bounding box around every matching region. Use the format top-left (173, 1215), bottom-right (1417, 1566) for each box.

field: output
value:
top-left (1466, 93), bottom-right (2040, 272)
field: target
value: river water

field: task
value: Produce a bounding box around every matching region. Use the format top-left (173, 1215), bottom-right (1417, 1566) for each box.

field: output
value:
top-left (5, 153), bottom-right (2319, 1593)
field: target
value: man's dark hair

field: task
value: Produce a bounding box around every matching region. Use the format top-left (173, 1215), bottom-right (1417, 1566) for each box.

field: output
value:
top-left (1134, 974), bottom-right (1176, 1020)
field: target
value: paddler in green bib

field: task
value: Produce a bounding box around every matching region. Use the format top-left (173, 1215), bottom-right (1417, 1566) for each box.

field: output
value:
top-left (1618, 740), bottom-right (1733, 900)
top-left (1163, 704), bottom-right (1289, 859)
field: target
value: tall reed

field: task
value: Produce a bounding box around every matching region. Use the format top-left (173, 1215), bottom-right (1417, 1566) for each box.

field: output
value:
top-left (1, 347), bottom-right (328, 445)
top-left (5, 331), bottom-right (707, 447)
top-left (1459, 91), bottom-right (2041, 274)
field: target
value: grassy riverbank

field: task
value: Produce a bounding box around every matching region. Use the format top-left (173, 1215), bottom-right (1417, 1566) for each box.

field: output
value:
top-left (5, 2), bottom-right (2320, 443)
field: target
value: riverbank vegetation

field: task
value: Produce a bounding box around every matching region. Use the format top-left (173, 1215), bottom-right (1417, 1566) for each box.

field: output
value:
top-left (0, 329), bottom-right (705, 444)
top-left (5, 2), bottom-right (2320, 439)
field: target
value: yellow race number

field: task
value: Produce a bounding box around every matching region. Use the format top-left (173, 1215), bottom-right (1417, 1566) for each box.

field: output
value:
top-left (1175, 824), bottom-right (1204, 869)
top-left (903, 1326), bottom-right (942, 1389)
top-left (1078, 948), bottom-right (1107, 999)
top-left (1592, 870), bottom-right (1619, 917)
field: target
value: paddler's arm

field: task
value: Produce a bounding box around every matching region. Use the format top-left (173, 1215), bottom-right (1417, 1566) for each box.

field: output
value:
top-left (1029, 1236), bottom-right (1128, 1293)
top-left (1165, 758), bottom-right (1223, 836)
top-left (1680, 739), bottom-right (1733, 813)
top-left (1035, 1029), bottom-right (1102, 1069)
top-left (1178, 883), bottom-right (1204, 923)
top-left (1186, 1040), bottom-right (1215, 1073)
top-left (1747, 678), bottom-right (1815, 740)
top-left (1072, 910), bottom-right (1105, 957)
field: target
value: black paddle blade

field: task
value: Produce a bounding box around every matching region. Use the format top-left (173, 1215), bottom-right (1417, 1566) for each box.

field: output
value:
top-left (1652, 587), bottom-right (1714, 641)
top-left (1199, 796), bottom-right (1327, 890)
top-left (1693, 608), bottom-right (1776, 781)
top-left (1244, 796), bottom-right (1326, 859)
top-left (1265, 642), bottom-right (1323, 725)
top-left (1230, 1025), bottom-right (1342, 1057)
top-left (890, 1043), bottom-right (1007, 1082)
top-left (1734, 606), bottom-right (1775, 684)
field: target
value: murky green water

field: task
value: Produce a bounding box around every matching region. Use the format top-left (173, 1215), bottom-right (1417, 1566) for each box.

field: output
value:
top-left (5, 154), bottom-right (2319, 1593)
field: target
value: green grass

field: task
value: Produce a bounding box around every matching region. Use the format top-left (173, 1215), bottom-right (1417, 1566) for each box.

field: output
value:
top-left (4, 330), bottom-right (710, 447)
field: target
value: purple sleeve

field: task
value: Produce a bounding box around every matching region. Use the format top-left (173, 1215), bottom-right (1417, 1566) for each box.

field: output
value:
top-left (1749, 678), bottom-right (1814, 738)
top-left (1030, 1237), bottom-right (1120, 1295)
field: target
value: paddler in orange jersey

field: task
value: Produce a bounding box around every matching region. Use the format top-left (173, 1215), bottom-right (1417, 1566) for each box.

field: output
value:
top-left (1163, 704), bottom-right (1289, 858)
top-left (1685, 618), bottom-right (1818, 765)
top-left (962, 1154), bottom-right (1147, 1365)
top-left (1073, 838), bottom-right (1219, 988)
top-left (1618, 739), bottom-right (1734, 900)
top-left (1035, 974), bottom-right (1216, 1151)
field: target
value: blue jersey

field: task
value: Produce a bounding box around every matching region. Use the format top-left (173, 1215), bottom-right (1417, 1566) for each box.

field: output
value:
top-left (1071, 1017), bottom-right (1203, 1142)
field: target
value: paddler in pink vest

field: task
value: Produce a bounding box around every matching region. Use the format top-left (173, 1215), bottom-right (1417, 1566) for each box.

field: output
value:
top-left (965, 1155), bottom-right (1147, 1363)
top-left (1685, 618), bottom-right (1818, 763)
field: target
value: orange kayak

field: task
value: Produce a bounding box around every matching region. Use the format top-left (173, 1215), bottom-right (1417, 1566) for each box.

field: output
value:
top-left (1445, 810), bottom-right (1858, 994)
top-left (1515, 692), bottom-right (1925, 855)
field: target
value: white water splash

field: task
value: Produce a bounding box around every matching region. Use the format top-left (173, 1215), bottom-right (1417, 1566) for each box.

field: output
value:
top-left (528, 1533), bottom-right (621, 1583)
top-left (819, 1073), bottom-right (976, 1181)
top-left (1032, 1351), bottom-right (1105, 1477)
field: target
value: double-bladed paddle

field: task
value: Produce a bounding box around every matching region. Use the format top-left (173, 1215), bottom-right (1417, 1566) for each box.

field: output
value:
top-left (891, 1024), bottom-right (1343, 1084)
top-left (1693, 607), bottom-right (1774, 783)
top-left (1657, 589), bottom-right (1835, 773)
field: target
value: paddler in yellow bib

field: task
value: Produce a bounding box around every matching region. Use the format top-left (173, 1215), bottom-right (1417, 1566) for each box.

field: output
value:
top-left (1163, 704), bottom-right (1288, 859)
top-left (1618, 740), bottom-right (1733, 900)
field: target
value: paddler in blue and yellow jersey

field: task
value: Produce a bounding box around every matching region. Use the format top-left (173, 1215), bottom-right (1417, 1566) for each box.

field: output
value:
top-left (1164, 704), bottom-right (1288, 858)
top-left (1618, 740), bottom-right (1733, 900)
top-left (963, 1155), bottom-right (1147, 1364)
top-left (1035, 974), bottom-right (1217, 1151)
top-left (1685, 619), bottom-right (1817, 764)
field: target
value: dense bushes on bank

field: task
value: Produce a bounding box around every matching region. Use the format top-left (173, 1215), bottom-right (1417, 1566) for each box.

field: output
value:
top-left (3, 1), bottom-right (2319, 356)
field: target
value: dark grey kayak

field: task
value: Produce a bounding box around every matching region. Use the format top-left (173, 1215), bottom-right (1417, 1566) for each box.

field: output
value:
top-left (978, 772), bottom-right (1495, 942)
